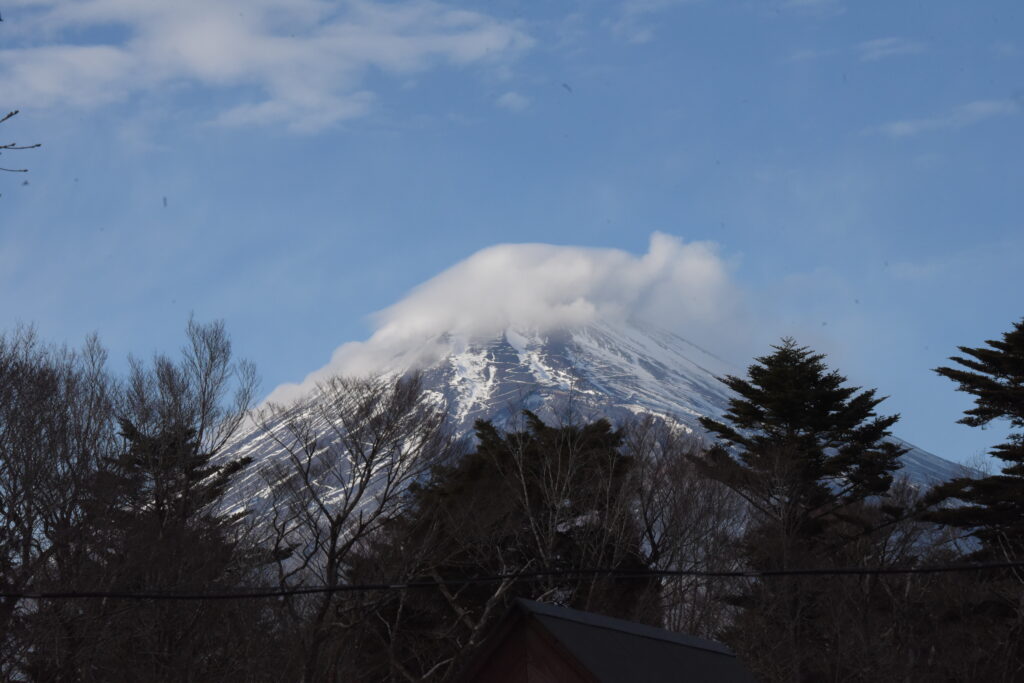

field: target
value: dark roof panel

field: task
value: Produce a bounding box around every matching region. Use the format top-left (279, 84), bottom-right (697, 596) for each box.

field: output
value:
top-left (517, 600), bottom-right (732, 655)
top-left (516, 600), bottom-right (756, 683)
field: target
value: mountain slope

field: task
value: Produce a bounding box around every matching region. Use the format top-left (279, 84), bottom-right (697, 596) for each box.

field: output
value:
top-left (227, 320), bottom-right (966, 487)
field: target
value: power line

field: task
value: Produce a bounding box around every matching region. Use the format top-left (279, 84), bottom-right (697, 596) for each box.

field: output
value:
top-left (5, 561), bottom-right (1024, 601)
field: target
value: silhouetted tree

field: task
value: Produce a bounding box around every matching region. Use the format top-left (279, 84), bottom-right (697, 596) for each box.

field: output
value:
top-left (695, 338), bottom-right (905, 681)
top-left (347, 412), bottom-right (660, 681)
top-left (1, 110), bottom-right (40, 176)
top-left (256, 373), bottom-right (455, 682)
top-left (0, 327), bottom-right (117, 679)
top-left (927, 318), bottom-right (1024, 561)
top-left (622, 416), bottom-right (745, 639)
top-left (923, 317), bottom-right (1024, 681)
top-left (21, 319), bottom-right (275, 681)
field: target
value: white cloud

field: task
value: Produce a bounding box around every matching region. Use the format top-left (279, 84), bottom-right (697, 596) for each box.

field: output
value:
top-left (887, 260), bottom-right (944, 281)
top-left (0, 44), bottom-right (136, 107)
top-left (992, 42), bottom-right (1020, 58)
top-left (496, 90), bottom-right (529, 112)
top-left (265, 233), bottom-right (740, 404)
top-left (0, 0), bottom-right (533, 132)
top-left (784, 47), bottom-right (837, 63)
top-left (610, 0), bottom-right (700, 44)
top-left (215, 93), bottom-right (376, 133)
top-left (858, 37), bottom-right (925, 62)
top-left (779, 0), bottom-right (845, 17)
top-left (785, 36), bottom-right (921, 66)
top-left (875, 99), bottom-right (1020, 138)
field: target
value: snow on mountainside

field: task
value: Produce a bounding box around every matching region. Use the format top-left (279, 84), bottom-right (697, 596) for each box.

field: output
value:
top-left (416, 321), bottom-right (735, 433)
top-left (225, 319), bottom-right (966, 488)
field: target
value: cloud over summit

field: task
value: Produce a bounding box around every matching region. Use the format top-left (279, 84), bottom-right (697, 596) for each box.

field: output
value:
top-left (265, 233), bottom-right (738, 404)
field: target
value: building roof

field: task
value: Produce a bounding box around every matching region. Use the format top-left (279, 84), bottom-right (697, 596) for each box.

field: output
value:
top-left (459, 599), bottom-right (756, 683)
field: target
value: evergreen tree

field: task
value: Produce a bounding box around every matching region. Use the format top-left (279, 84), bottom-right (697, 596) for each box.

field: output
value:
top-left (58, 419), bottom-right (261, 680)
top-left (927, 318), bottom-right (1024, 560)
top-left (923, 318), bottom-right (1024, 682)
top-left (695, 338), bottom-right (906, 681)
top-left (22, 320), bottom-right (276, 682)
top-left (697, 338), bottom-right (905, 545)
top-left (92, 418), bottom-right (252, 592)
top-left (103, 418), bottom-right (250, 539)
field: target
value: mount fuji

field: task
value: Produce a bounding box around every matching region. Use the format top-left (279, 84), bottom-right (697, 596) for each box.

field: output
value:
top-left (226, 318), bottom-right (965, 488)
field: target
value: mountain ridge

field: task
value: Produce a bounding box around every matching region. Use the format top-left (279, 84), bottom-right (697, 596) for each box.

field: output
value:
top-left (227, 319), bottom-right (967, 488)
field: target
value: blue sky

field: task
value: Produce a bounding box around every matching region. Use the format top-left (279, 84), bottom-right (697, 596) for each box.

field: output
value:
top-left (2, 0), bottom-right (1021, 465)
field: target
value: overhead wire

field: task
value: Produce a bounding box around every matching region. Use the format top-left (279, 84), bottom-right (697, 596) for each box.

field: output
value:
top-left (5, 560), bottom-right (1024, 601)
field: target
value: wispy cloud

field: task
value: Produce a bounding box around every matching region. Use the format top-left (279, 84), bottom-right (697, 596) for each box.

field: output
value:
top-left (496, 91), bottom-right (529, 112)
top-left (784, 47), bottom-right (838, 63)
top-left (992, 41), bottom-right (1020, 58)
top-left (874, 99), bottom-right (1020, 138)
top-left (610, 0), bottom-right (700, 44)
top-left (0, 0), bottom-right (533, 132)
top-left (857, 37), bottom-right (926, 62)
top-left (886, 260), bottom-right (944, 281)
top-left (779, 0), bottom-right (845, 17)
top-left (785, 35), bottom-right (923, 65)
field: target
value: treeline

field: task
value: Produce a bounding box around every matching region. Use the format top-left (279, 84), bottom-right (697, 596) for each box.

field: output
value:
top-left (1, 318), bottom-right (1022, 681)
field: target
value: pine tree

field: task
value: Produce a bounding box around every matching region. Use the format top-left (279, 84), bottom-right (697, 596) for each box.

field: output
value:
top-left (104, 417), bottom-right (250, 539)
top-left (927, 318), bottom-right (1024, 560)
top-left (697, 338), bottom-right (905, 547)
top-left (695, 338), bottom-right (906, 682)
top-left (23, 320), bottom-right (273, 681)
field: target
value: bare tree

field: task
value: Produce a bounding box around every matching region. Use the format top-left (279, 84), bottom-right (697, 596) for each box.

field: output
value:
top-left (15, 319), bottom-right (269, 682)
top-left (622, 416), bottom-right (747, 638)
top-left (343, 412), bottom-right (669, 682)
top-left (256, 373), bottom-right (454, 682)
top-left (117, 316), bottom-right (257, 454)
top-left (1, 110), bottom-right (41, 175)
top-left (0, 326), bottom-right (118, 678)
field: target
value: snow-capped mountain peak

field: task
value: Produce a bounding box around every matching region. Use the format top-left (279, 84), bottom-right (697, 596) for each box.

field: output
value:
top-left (230, 318), bottom-right (966, 487)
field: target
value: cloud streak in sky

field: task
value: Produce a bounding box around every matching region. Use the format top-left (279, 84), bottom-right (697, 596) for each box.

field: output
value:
top-left (496, 91), bottom-right (530, 112)
top-left (781, 0), bottom-right (845, 16)
top-left (875, 99), bottom-right (1020, 138)
top-left (265, 234), bottom-right (740, 404)
top-left (857, 36), bottom-right (925, 61)
top-left (610, 0), bottom-right (700, 44)
top-left (0, 0), bottom-right (532, 132)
